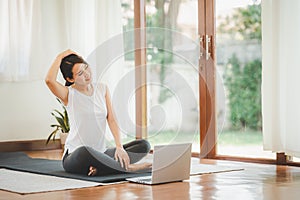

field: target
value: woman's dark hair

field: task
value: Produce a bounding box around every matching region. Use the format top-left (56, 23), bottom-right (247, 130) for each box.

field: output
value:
top-left (60, 54), bottom-right (87, 86)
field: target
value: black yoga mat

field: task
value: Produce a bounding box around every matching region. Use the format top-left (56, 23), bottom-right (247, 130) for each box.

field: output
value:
top-left (0, 152), bottom-right (151, 183)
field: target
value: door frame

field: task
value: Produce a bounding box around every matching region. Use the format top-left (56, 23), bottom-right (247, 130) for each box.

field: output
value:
top-left (133, 0), bottom-right (284, 165)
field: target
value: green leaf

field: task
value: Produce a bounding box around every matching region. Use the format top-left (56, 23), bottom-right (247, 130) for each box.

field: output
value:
top-left (50, 124), bottom-right (60, 128)
top-left (47, 97), bottom-right (70, 143)
top-left (52, 109), bottom-right (64, 119)
top-left (63, 107), bottom-right (70, 132)
top-left (51, 114), bottom-right (65, 129)
top-left (46, 127), bottom-right (59, 144)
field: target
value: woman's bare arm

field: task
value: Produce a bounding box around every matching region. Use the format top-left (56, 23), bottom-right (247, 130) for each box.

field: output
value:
top-left (45, 50), bottom-right (74, 105)
top-left (105, 85), bottom-right (130, 169)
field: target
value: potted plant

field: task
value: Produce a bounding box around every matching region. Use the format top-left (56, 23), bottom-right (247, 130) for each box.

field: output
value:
top-left (46, 98), bottom-right (70, 149)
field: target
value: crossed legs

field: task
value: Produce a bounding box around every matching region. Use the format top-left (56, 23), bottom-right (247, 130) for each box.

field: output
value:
top-left (62, 139), bottom-right (151, 176)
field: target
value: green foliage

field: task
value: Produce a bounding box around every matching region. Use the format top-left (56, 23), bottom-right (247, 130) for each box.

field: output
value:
top-left (46, 98), bottom-right (70, 144)
top-left (146, 9), bottom-right (174, 103)
top-left (123, 17), bottom-right (135, 61)
top-left (217, 4), bottom-right (261, 40)
top-left (155, 51), bottom-right (173, 103)
top-left (218, 130), bottom-right (263, 146)
top-left (219, 3), bottom-right (262, 131)
top-left (224, 55), bottom-right (262, 130)
top-left (122, 1), bottom-right (176, 104)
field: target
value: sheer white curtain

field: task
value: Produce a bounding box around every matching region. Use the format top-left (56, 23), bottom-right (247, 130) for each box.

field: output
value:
top-left (262, 0), bottom-right (300, 157)
top-left (0, 0), bottom-right (39, 81)
top-left (0, 0), bottom-right (123, 81)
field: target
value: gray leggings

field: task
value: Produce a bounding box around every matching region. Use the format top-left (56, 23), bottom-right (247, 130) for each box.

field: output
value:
top-left (62, 139), bottom-right (151, 176)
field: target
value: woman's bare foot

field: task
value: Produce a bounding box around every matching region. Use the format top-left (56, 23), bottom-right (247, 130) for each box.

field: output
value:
top-left (127, 162), bottom-right (152, 172)
top-left (88, 166), bottom-right (97, 176)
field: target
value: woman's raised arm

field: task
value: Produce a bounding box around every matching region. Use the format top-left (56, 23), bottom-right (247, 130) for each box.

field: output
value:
top-left (45, 50), bottom-right (74, 105)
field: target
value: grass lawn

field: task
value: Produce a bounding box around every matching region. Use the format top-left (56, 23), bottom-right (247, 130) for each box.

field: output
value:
top-left (145, 130), bottom-right (263, 146)
top-left (217, 130), bottom-right (263, 146)
top-left (108, 130), bottom-right (263, 147)
top-left (216, 130), bottom-right (275, 158)
top-left (108, 131), bottom-right (199, 146)
top-left (108, 129), bottom-right (270, 158)
top-left (147, 131), bottom-right (199, 145)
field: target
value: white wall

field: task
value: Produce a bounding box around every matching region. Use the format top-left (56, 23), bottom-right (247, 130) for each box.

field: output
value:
top-left (0, 80), bottom-right (58, 141)
top-left (0, 0), bottom-right (123, 142)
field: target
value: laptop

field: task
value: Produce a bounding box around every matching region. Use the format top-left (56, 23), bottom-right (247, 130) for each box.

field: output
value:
top-left (126, 143), bottom-right (192, 185)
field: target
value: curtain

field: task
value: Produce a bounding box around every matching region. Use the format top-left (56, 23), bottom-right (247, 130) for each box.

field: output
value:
top-left (262, 0), bottom-right (300, 157)
top-left (0, 0), bottom-right (132, 142)
top-left (0, 0), bottom-right (37, 81)
top-left (0, 0), bottom-right (123, 82)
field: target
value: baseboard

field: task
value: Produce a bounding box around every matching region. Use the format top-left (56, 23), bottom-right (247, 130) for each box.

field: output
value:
top-left (0, 139), bottom-right (62, 152)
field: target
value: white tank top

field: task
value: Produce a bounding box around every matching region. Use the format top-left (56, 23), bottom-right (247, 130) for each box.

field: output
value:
top-left (63, 83), bottom-right (107, 155)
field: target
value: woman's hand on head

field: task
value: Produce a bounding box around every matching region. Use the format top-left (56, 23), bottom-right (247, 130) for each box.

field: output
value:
top-left (114, 147), bottom-right (130, 170)
top-left (57, 49), bottom-right (78, 60)
top-left (45, 49), bottom-right (78, 105)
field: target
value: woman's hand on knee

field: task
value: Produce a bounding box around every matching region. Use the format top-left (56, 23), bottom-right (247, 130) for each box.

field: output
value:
top-left (114, 147), bottom-right (130, 170)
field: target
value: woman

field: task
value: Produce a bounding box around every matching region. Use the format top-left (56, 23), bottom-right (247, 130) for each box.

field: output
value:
top-left (45, 49), bottom-right (151, 176)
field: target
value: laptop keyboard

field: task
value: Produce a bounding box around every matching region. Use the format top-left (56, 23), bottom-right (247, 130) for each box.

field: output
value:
top-left (133, 176), bottom-right (152, 183)
top-left (138, 178), bottom-right (152, 182)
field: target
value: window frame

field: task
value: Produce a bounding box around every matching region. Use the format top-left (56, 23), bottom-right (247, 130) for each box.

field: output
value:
top-left (133, 0), bottom-right (288, 165)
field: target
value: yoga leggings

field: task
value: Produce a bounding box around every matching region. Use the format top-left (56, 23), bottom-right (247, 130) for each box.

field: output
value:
top-left (62, 139), bottom-right (151, 176)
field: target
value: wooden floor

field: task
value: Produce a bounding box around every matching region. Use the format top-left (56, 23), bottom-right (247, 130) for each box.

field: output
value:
top-left (2, 150), bottom-right (300, 200)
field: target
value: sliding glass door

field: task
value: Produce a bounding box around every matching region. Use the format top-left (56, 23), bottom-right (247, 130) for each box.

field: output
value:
top-left (215, 0), bottom-right (275, 159)
top-left (120, 0), bottom-right (215, 155)
top-left (145, 0), bottom-right (200, 151)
